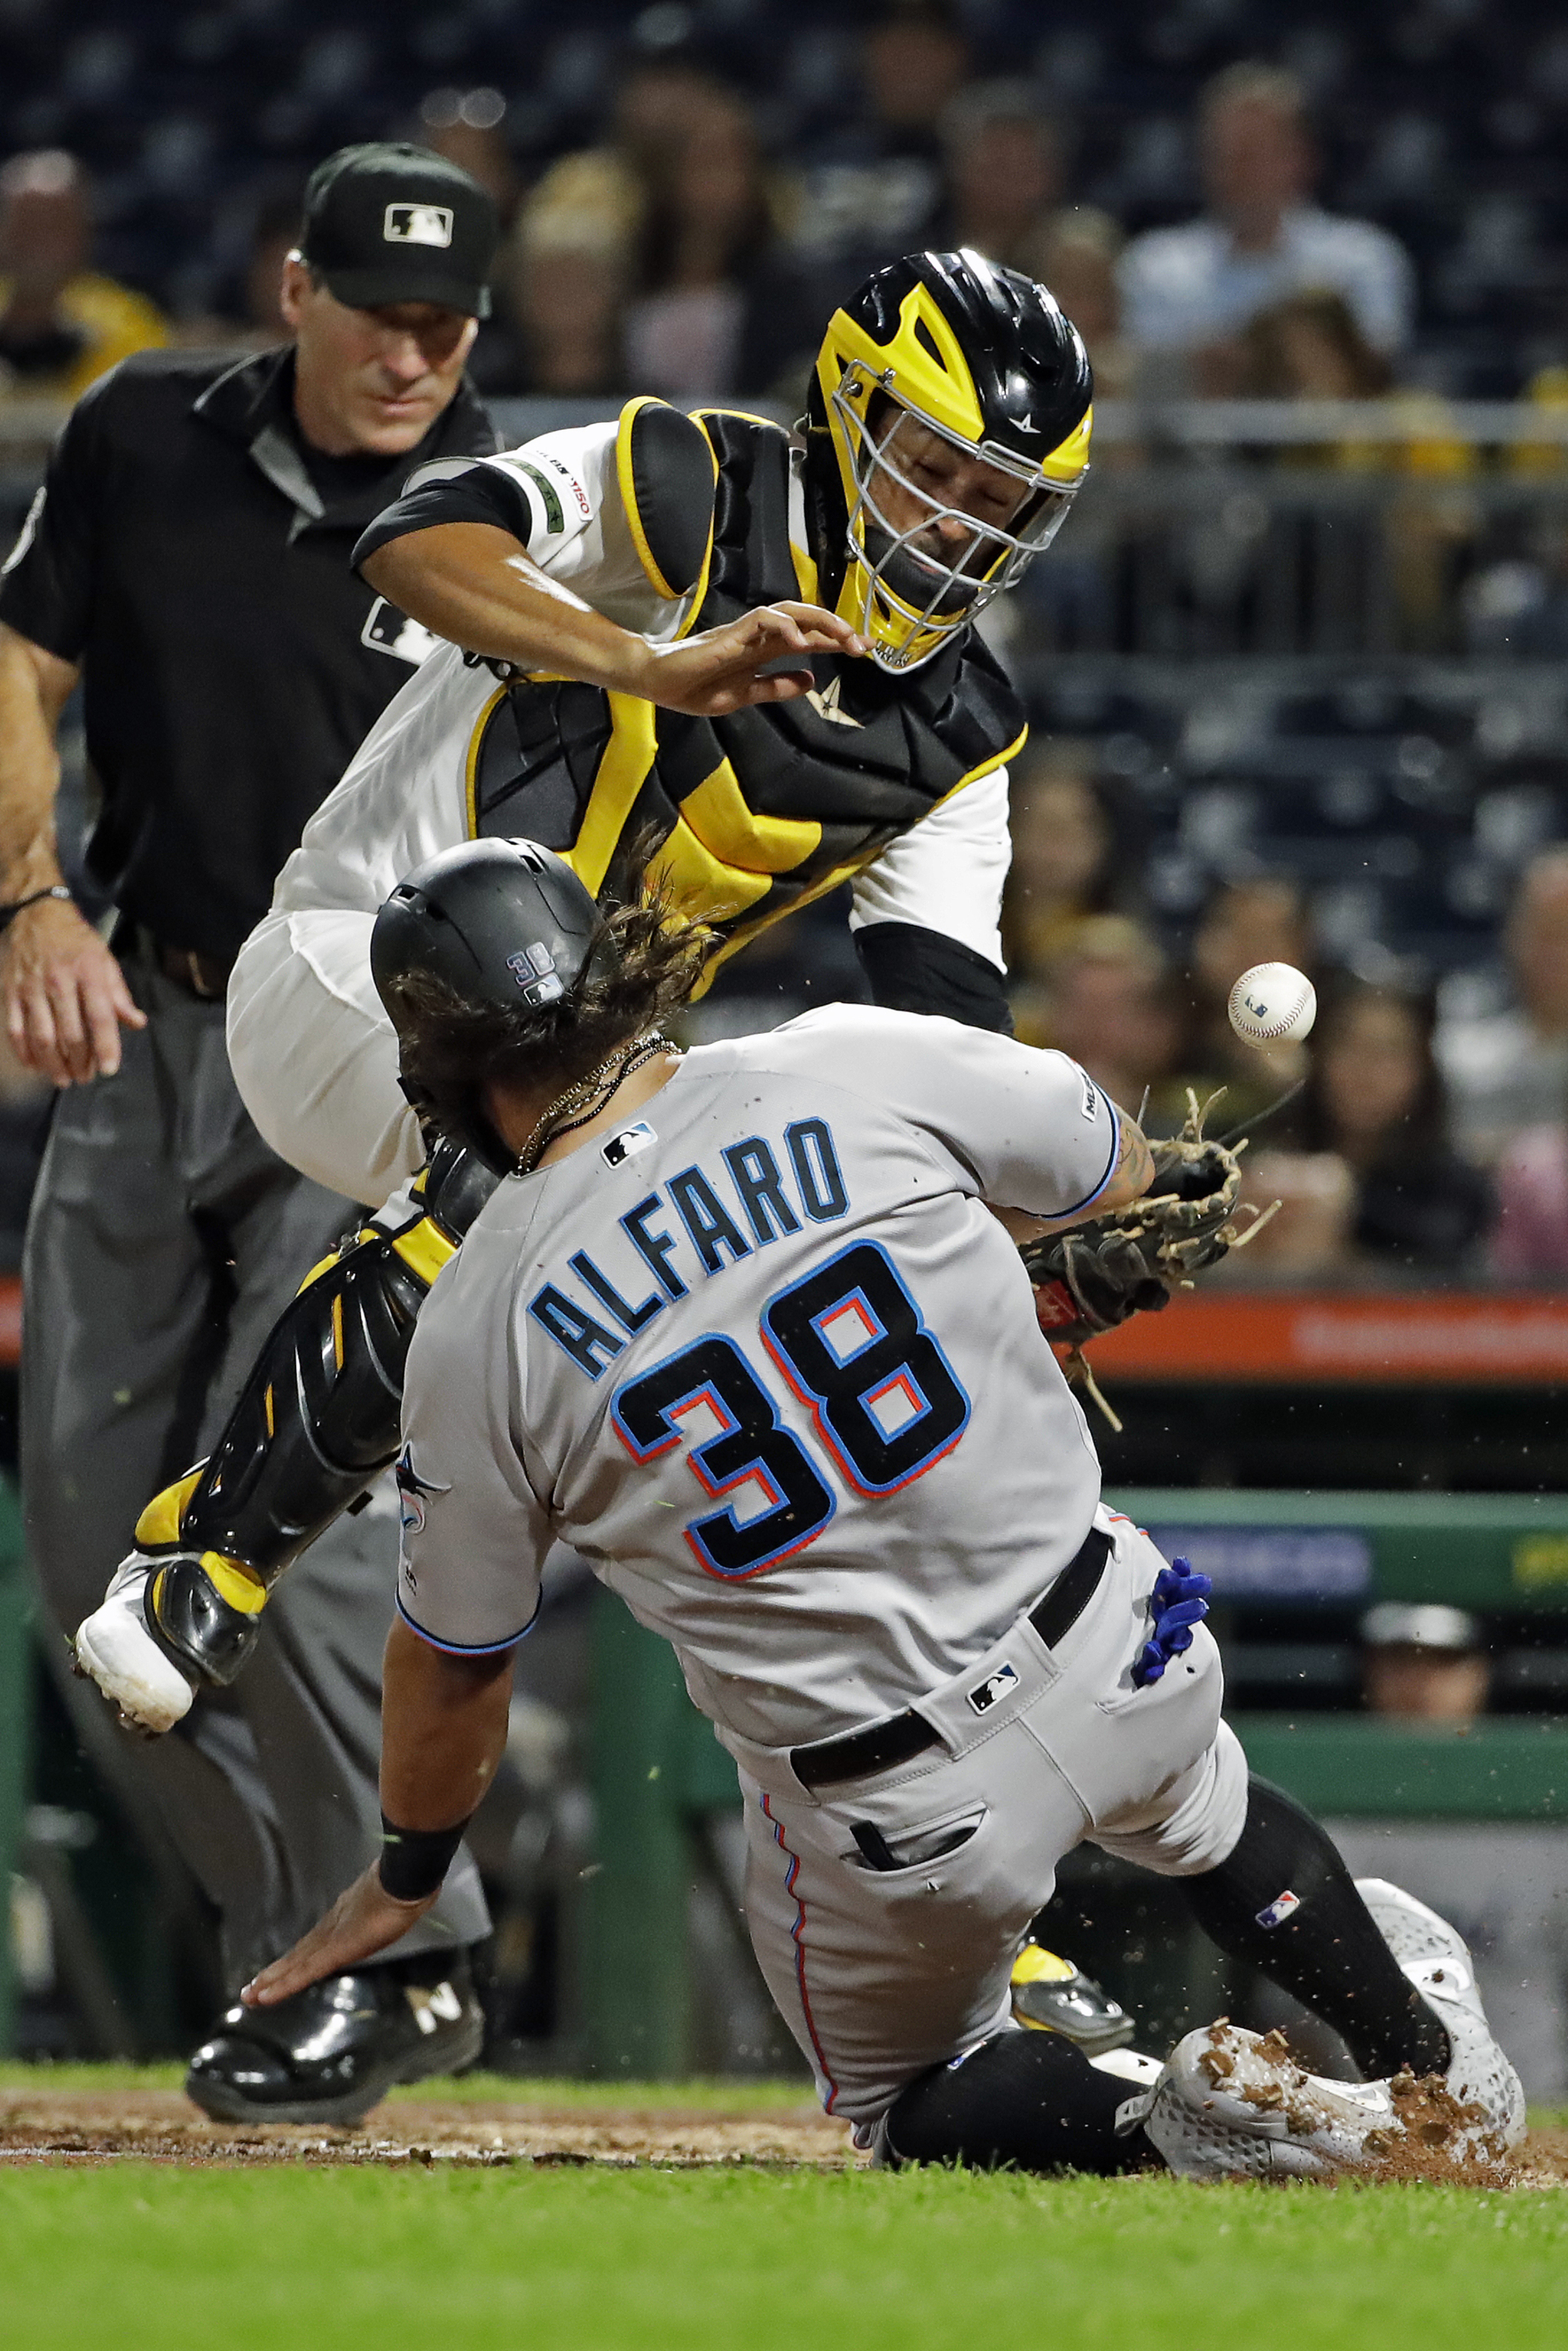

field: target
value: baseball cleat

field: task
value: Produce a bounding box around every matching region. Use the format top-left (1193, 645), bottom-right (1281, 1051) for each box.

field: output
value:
top-left (1010, 1943), bottom-right (1136, 2055)
top-left (185, 1952), bottom-right (484, 2126)
top-left (1146, 2021), bottom-right (1400, 2181)
top-left (73, 1559), bottom-right (197, 1735)
top-left (1354, 1876), bottom-right (1527, 2154)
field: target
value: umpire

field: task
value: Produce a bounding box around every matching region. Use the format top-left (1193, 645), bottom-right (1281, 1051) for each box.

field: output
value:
top-left (0, 143), bottom-right (498, 2122)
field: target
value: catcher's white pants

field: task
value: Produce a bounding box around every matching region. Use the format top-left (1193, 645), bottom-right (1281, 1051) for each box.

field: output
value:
top-left (725, 1505), bottom-right (1249, 2132)
top-left (227, 908), bottom-right (422, 1210)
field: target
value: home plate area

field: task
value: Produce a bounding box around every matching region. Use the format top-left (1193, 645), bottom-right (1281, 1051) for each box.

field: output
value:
top-left (4, 2081), bottom-right (1568, 2181)
top-left (0, 2082), bottom-right (857, 2169)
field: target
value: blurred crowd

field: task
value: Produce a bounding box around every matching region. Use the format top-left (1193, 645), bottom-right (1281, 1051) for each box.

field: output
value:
top-left (6, 3), bottom-right (1568, 1290)
top-left (1004, 742), bottom-right (1568, 1285)
top-left (6, 6), bottom-right (1568, 419)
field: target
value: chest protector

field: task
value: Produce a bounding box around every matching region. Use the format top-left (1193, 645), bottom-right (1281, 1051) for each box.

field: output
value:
top-left (464, 399), bottom-right (1026, 980)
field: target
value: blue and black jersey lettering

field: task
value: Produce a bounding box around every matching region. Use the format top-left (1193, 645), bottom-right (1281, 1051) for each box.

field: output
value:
top-left (722, 1137), bottom-right (802, 1245)
top-left (530, 1118), bottom-right (853, 1377)
top-left (528, 1285), bottom-right (625, 1379)
top-left (668, 1166), bottom-right (753, 1275)
top-left (568, 1249), bottom-right (665, 1336)
top-left (786, 1119), bottom-right (848, 1223)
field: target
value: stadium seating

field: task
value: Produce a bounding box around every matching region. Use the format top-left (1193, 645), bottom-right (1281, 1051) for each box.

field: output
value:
top-left (3, 0), bottom-right (1567, 387)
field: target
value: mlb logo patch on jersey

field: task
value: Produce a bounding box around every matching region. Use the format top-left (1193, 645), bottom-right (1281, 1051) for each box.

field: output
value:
top-left (361, 598), bottom-right (441, 666)
top-left (1256, 1889), bottom-right (1302, 1930)
top-left (602, 1121), bottom-right (656, 1169)
top-left (384, 202), bottom-right (453, 248)
top-left (967, 1660), bottom-right (1019, 1716)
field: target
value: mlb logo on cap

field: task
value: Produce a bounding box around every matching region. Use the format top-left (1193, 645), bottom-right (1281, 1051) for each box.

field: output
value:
top-left (300, 143), bottom-right (497, 318)
top-left (385, 202), bottom-right (454, 249)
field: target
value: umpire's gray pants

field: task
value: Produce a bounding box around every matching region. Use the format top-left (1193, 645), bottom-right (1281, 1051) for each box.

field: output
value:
top-left (21, 951), bottom-right (490, 1992)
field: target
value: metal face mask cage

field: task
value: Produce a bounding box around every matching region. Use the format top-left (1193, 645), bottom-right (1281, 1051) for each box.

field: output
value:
top-left (831, 360), bottom-right (1083, 670)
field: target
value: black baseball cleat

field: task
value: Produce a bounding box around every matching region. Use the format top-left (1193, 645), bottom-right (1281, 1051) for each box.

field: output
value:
top-left (1009, 1943), bottom-right (1136, 2055)
top-left (185, 1949), bottom-right (484, 2127)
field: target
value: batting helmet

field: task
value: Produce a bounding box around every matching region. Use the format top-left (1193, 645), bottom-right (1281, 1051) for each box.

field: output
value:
top-left (371, 838), bottom-right (619, 1173)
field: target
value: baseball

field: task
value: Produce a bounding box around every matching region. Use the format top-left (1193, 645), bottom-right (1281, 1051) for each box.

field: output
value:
top-left (1228, 961), bottom-right (1317, 1047)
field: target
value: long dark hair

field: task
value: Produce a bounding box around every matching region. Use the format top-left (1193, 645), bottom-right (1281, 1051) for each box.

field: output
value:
top-left (384, 881), bottom-right (717, 1133)
top-left (1292, 976), bottom-right (1448, 1168)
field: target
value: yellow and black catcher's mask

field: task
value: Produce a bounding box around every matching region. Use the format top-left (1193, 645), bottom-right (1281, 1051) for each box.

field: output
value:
top-left (810, 248), bottom-right (1093, 673)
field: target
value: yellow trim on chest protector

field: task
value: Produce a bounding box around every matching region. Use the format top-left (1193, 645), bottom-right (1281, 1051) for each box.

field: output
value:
top-left (391, 1216), bottom-right (458, 1288)
top-left (464, 684), bottom-right (510, 840)
top-left (564, 693), bottom-right (660, 897)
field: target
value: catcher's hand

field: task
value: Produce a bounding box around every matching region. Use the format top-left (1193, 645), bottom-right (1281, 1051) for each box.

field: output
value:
top-left (1022, 1091), bottom-right (1251, 1347)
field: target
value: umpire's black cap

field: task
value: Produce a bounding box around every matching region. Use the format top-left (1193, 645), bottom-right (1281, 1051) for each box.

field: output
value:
top-left (299, 142), bottom-right (499, 318)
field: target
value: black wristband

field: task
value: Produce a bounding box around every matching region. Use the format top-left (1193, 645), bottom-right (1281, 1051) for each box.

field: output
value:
top-left (378, 1811), bottom-right (471, 1901)
top-left (0, 884), bottom-right (73, 933)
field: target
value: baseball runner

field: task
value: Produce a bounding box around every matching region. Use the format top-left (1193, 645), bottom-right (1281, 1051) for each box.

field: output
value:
top-left (240, 839), bottom-right (1525, 2178)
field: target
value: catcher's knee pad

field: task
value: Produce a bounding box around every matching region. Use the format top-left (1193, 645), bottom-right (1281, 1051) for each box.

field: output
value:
top-left (176, 1218), bottom-right (444, 1573)
top-left (130, 1145), bottom-right (500, 1688)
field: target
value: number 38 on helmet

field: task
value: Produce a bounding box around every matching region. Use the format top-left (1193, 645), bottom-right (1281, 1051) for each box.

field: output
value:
top-left (806, 246), bottom-right (1093, 673)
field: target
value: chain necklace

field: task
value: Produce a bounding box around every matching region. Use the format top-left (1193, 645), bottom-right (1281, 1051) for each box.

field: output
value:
top-left (511, 1032), bottom-right (680, 1176)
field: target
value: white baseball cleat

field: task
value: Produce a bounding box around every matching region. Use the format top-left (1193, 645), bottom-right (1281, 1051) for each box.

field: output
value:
top-left (73, 1560), bottom-right (195, 1735)
top-left (1145, 2021), bottom-right (1398, 2181)
top-left (1355, 1876), bottom-right (1527, 2154)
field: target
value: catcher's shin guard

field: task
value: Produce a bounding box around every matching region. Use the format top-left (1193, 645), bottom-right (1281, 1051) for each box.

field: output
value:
top-left (135, 1140), bottom-right (497, 1691)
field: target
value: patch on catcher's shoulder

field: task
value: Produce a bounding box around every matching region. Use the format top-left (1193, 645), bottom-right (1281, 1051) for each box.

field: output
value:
top-left (967, 1660), bottom-right (1019, 1716)
top-left (1256, 1889), bottom-right (1302, 1929)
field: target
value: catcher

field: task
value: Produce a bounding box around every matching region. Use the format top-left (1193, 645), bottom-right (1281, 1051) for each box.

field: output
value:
top-left (78, 244), bottom-right (1103, 1721)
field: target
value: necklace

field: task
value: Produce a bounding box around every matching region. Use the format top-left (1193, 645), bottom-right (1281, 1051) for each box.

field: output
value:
top-left (512, 1033), bottom-right (680, 1176)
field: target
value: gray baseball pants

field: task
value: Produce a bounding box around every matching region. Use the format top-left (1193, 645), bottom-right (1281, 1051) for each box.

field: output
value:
top-left (21, 947), bottom-right (489, 1993)
top-left (726, 1506), bottom-right (1249, 2131)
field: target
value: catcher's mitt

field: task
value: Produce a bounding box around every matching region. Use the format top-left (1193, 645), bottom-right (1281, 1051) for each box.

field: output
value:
top-left (1022, 1091), bottom-right (1261, 1349)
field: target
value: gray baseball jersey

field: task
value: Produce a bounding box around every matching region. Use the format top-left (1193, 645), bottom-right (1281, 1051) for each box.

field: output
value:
top-left (396, 1005), bottom-right (1119, 1749)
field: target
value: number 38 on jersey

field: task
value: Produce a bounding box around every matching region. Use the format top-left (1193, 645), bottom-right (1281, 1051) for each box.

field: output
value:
top-left (611, 1241), bottom-right (970, 1579)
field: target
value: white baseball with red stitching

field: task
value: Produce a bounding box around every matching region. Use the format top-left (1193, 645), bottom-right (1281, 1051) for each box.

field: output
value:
top-left (1228, 960), bottom-right (1317, 1046)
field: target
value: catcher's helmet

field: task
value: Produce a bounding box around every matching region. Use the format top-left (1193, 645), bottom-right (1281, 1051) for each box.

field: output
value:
top-left (806, 248), bottom-right (1092, 673)
top-left (371, 838), bottom-right (618, 1172)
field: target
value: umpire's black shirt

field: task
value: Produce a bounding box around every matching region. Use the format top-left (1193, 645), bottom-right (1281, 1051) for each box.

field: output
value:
top-left (0, 346), bottom-right (494, 963)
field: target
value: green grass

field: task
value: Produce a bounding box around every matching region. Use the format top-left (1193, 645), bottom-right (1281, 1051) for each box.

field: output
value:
top-left (1, 2164), bottom-right (1567, 2351)
top-left (0, 2072), bottom-right (1563, 2348)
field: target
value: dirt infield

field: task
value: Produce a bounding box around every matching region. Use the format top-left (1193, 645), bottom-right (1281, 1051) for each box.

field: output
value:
top-left (0, 2084), bottom-right (858, 2169)
top-left (4, 2083), bottom-right (1568, 2180)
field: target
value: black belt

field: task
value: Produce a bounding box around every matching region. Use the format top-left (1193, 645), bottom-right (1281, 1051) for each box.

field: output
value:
top-left (152, 939), bottom-right (232, 1000)
top-left (790, 1522), bottom-right (1113, 1792)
